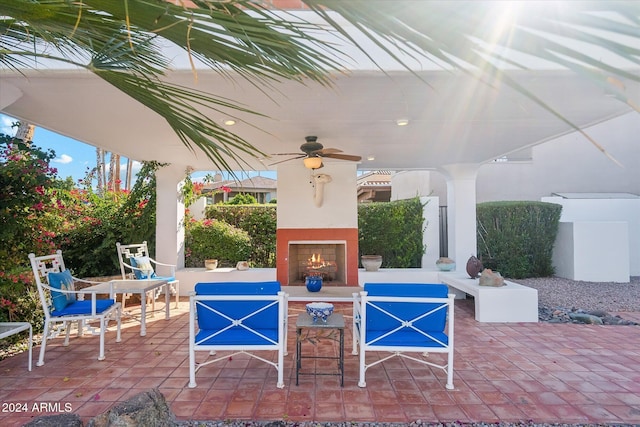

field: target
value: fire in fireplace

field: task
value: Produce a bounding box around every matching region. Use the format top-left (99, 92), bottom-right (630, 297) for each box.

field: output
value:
top-left (288, 242), bottom-right (346, 285)
top-left (304, 253), bottom-right (337, 281)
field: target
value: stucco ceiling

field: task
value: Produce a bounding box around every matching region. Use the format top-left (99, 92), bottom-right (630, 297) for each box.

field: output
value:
top-left (0, 67), bottom-right (635, 173)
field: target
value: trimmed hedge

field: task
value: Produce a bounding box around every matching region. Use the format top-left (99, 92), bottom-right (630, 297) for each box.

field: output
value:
top-left (358, 197), bottom-right (426, 268)
top-left (477, 201), bottom-right (562, 278)
top-left (205, 205), bottom-right (277, 267)
top-left (185, 219), bottom-right (252, 268)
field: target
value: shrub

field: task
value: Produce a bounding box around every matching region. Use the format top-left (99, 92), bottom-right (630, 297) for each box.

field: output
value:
top-left (205, 205), bottom-right (276, 267)
top-left (477, 201), bottom-right (562, 278)
top-left (225, 193), bottom-right (257, 205)
top-left (185, 219), bottom-right (252, 267)
top-left (358, 197), bottom-right (426, 268)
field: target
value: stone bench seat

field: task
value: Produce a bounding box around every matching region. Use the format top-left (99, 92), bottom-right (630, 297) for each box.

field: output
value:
top-left (439, 272), bottom-right (538, 323)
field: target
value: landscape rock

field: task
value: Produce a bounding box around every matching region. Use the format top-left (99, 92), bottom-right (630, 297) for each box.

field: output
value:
top-left (87, 388), bottom-right (177, 427)
top-left (23, 413), bottom-right (83, 427)
top-left (478, 268), bottom-right (505, 287)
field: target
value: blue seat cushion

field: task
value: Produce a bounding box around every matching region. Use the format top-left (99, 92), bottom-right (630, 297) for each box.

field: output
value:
top-left (366, 329), bottom-right (449, 347)
top-left (130, 256), bottom-right (157, 279)
top-left (195, 281), bottom-right (280, 295)
top-left (48, 270), bottom-right (77, 311)
top-left (50, 299), bottom-right (116, 316)
top-left (195, 328), bottom-right (279, 346)
top-left (363, 283), bottom-right (449, 333)
top-left (194, 282), bottom-right (281, 333)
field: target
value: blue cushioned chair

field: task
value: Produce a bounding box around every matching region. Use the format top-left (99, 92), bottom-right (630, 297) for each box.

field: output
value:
top-left (354, 283), bottom-right (455, 390)
top-left (189, 282), bottom-right (287, 388)
top-left (116, 241), bottom-right (179, 309)
top-left (28, 251), bottom-right (122, 366)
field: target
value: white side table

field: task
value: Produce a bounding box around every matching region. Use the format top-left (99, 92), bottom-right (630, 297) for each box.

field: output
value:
top-left (0, 322), bottom-right (33, 371)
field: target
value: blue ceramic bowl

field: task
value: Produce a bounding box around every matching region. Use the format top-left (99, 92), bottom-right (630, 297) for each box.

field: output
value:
top-left (306, 302), bottom-right (334, 323)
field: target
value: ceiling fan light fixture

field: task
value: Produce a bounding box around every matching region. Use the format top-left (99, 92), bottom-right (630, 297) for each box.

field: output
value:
top-left (303, 157), bottom-right (323, 169)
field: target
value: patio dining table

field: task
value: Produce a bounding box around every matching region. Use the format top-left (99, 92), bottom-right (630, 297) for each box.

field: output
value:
top-left (0, 322), bottom-right (32, 371)
top-left (82, 279), bottom-right (170, 336)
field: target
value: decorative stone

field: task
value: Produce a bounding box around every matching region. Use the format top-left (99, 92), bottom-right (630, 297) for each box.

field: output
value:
top-left (23, 414), bottom-right (83, 427)
top-left (466, 255), bottom-right (483, 278)
top-left (87, 388), bottom-right (177, 427)
top-left (478, 268), bottom-right (505, 287)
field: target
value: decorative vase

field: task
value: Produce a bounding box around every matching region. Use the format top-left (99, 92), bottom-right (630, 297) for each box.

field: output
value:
top-left (204, 259), bottom-right (218, 270)
top-left (305, 276), bottom-right (323, 292)
top-left (236, 261), bottom-right (249, 271)
top-left (466, 255), bottom-right (483, 278)
top-left (436, 257), bottom-right (456, 271)
top-left (361, 255), bottom-right (383, 272)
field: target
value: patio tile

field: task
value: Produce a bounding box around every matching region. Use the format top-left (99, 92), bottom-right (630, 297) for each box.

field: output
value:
top-left (2, 298), bottom-right (640, 425)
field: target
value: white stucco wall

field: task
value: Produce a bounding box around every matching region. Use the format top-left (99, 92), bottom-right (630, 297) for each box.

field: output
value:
top-left (542, 196), bottom-right (640, 277)
top-left (276, 161), bottom-right (358, 228)
top-left (553, 221), bottom-right (630, 282)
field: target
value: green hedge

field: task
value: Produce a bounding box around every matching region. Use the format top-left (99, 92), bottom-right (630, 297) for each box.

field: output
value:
top-left (358, 197), bottom-right (426, 268)
top-left (204, 205), bottom-right (277, 267)
top-left (477, 201), bottom-right (562, 278)
top-left (185, 219), bottom-right (252, 268)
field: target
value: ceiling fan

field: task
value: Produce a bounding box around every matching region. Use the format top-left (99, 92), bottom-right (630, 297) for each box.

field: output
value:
top-left (269, 136), bottom-right (362, 169)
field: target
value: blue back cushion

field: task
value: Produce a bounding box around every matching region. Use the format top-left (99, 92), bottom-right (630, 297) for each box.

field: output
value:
top-left (195, 282), bottom-right (281, 330)
top-left (130, 256), bottom-right (156, 279)
top-left (48, 270), bottom-right (77, 311)
top-left (363, 283), bottom-right (448, 332)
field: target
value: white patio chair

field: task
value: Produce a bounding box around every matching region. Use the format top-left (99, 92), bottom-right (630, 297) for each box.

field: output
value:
top-left (353, 283), bottom-right (455, 390)
top-left (116, 241), bottom-right (179, 308)
top-left (28, 251), bottom-right (122, 366)
top-left (189, 281), bottom-right (287, 389)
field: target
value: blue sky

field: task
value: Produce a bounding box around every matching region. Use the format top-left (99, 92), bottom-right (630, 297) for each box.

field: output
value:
top-left (1, 113), bottom-right (276, 184)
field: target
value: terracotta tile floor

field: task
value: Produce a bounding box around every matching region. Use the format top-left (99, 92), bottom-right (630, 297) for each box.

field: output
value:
top-left (1, 298), bottom-right (640, 426)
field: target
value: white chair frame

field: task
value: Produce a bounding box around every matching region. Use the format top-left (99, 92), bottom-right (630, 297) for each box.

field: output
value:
top-left (29, 251), bottom-right (122, 366)
top-left (116, 241), bottom-right (179, 308)
top-left (189, 291), bottom-right (287, 389)
top-left (354, 290), bottom-right (455, 390)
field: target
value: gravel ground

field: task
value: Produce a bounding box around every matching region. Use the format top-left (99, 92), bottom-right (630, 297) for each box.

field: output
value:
top-left (516, 276), bottom-right (640, 313)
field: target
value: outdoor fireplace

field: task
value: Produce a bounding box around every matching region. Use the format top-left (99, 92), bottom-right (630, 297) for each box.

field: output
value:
top-left (288, 241), bottom-right (346, 285)
top-left (276, 228), bottom-right (359, 286)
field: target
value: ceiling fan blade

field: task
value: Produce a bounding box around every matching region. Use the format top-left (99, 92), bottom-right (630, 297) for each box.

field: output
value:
top-left (317, 148), bottom-right (343, 155)
top-left (322, 153), bottom-right (362, 162)
top-left (269, 155), bottom-right (305, 166)
top-left (269, 152), bottom-right (305, 156)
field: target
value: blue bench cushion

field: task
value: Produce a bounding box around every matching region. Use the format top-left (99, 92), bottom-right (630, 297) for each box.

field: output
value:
top-left (50, 299), bottom-right (116, 316)
top-left (363, 283), bottom-right (449, 333)
top-left (194, 281), bottom-right (281, 334)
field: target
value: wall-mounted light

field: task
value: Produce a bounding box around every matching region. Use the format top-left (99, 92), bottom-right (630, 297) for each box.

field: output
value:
top-left (396, 119), bottom-right (409, 126)
top-left (303, 157), bottom-right (323, 169)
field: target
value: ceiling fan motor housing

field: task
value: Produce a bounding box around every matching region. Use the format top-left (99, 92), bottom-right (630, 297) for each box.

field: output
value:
top-left (301, 136), bottom-right (323, 154)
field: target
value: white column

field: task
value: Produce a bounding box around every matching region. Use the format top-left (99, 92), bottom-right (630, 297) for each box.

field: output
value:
top-left (440, 163), bottom-right (480, 273)
top-left (155, 164), bottom-right (186, 269)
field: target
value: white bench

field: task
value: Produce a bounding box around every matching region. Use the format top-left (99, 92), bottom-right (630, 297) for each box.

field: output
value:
top-left (439, 272), bottom-right (538, 323)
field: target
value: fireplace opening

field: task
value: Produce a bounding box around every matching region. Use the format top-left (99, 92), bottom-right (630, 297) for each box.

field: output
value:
top-left (288, 242), bottom-right (346, 285)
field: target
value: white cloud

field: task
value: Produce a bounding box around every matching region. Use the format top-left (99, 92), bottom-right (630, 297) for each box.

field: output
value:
top-left (53, 154), bottom-right (73, 164)
top-left (0, 115), bottom-right (16, 136)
